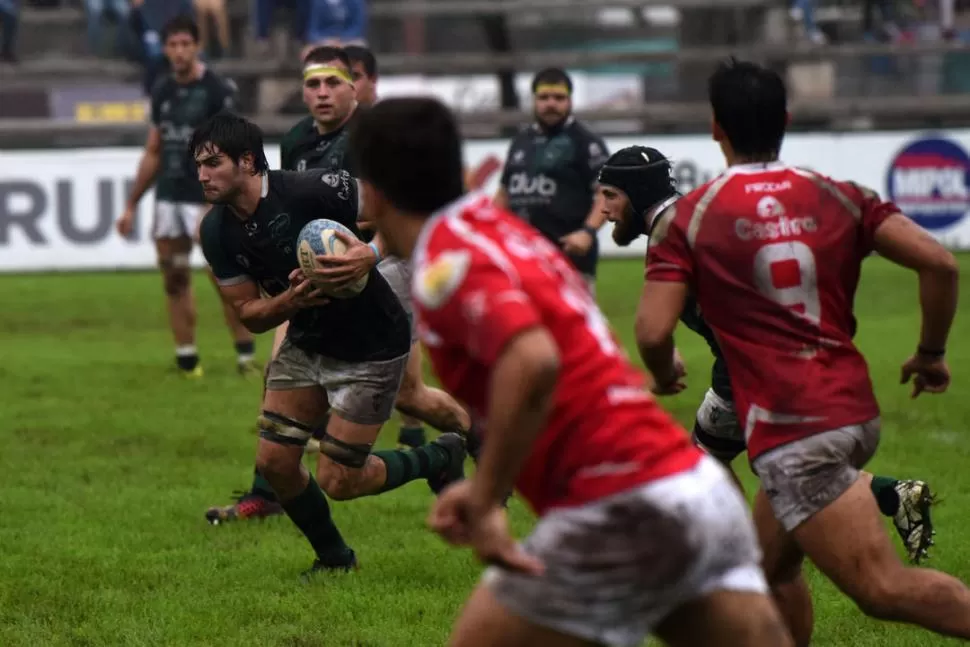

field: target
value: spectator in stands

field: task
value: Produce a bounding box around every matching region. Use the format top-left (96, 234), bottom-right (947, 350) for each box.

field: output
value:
top-left (305, 0), bottom-right (367, 47)
top-left (194, 0), bottom-right (230, 59)
top-left (791, 0), bottom-right (826, 44)
top-left (252, 0), bottom-right (310, 56)
top-left (84, 0), bottom-right (132, 57)
top-left (0, 0), bottom-right (17, 64)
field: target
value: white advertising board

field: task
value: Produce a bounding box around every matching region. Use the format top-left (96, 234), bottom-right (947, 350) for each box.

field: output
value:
top-left (1, 130), bottom-right (969, 271)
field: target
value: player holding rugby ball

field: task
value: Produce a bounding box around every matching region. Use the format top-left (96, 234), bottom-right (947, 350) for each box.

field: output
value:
top-left (193, 112), bottom-right (467, 578)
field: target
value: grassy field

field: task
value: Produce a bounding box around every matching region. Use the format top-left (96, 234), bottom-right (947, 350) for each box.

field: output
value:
top-left (0, 256), bottom-right (967, 647)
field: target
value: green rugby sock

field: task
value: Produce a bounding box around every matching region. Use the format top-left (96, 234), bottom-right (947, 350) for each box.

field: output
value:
top-left (281, 479), bottom-right (354, 566)
top-left (374, 444), bottom-right (451, 493)
top-left (251, 468), bottom-right (277, 502)
top-left (871, 475), bottom-right (901, 517)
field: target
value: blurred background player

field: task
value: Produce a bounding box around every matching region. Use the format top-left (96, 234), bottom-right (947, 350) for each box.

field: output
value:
top-left (193, 113), bottom-right (467, 576)
top-left (352, 96), bottom-right (792, 647)
top-left (640, 59), bottom-right (970, 644)
top-left (205, 45), bottom-right (476, 525)
top-left (115, 14), bottom-right (256, 378)
top-left (493, 68), bottom-right (610, 295)
top-left (597, 144), bottom-right (938, 564)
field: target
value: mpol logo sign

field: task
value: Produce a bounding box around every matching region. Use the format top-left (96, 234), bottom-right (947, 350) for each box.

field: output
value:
top-left (887, 137), bottom-right (970, 231)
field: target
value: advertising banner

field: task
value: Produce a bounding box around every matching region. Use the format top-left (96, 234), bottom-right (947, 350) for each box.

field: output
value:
top-left (2, 130), bottom-right (969, 272)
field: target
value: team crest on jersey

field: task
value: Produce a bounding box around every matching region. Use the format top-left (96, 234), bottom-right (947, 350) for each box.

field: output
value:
top-left (297, 160), bottom-right (307, 171)
top-left (414, 250), bottom-right (472, 310)
top-left (321, 172), bottom-right (340, 187)
top-left (756, 196), bottom-right (785, 219)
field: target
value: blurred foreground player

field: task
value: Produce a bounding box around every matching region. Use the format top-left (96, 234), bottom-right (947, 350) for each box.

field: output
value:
top-left (640, 59), bottom-right (970, 644)
top-left (192, 113), bottom-right (466, 576)
top-left (116, 15), bottom-right (256, 377)
top-left (351, 96), bottom-right (792, 647)
top-left (598, 145), bottom-right (938, 564)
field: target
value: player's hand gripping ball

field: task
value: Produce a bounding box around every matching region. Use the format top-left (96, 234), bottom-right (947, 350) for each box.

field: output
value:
top-left (296, 219), bottom-right (369, 298)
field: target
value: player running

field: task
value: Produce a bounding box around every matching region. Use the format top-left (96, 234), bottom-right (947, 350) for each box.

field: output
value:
top-left (494, 68), bottom-right (610, 294)
top-left (204, 46), bottom-right (477, 525)
top-left (350, 96), bottom-right (792, 647)
top-left (192, 113), bottom-right (467, 577)
top-left (597, 144), bottom-right (939, 564)
top-left (116, 15), bottom-right (256, 378)
top-left (640, 58), bottom-right (970, 644)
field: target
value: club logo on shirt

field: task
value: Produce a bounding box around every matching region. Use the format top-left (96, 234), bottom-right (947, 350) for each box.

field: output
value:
top-left (321, 173), bottom-right (340, 187)
top-left (297, 159), bottom-right (307, 171)
top-left (413, 250), bottom-right (472, 310)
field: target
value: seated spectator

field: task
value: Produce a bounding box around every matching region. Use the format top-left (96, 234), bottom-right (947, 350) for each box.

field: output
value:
top-left (84, 0), bottom-right (133, 58)
top-left (306, 0), bottom-right (367, 46)
top-left (0, 0), bottom-right (16, 64)
top-left (194, 0), bottom-right (230, 59)
top-left (252, 0), bottom-right (310, 56)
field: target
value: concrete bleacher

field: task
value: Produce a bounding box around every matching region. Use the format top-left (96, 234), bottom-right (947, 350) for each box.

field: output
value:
top-left (4, 0), bottom-right (970, 143)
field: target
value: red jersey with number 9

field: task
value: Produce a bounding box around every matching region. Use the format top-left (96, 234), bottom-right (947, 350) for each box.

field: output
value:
top-left (412, 193), bottom-right (700, 516)
top-left (647, 162), bottom-right (898, 460)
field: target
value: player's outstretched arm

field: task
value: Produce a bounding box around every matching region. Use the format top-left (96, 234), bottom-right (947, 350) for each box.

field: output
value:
top-left (471, 327), bottom-right (560, 509)
top-left (116, 127), bottom-right (161, 236)
top-left (873, 213), bottom-right (959, 357)
top-left (636, 280), bottom-right (689, 395)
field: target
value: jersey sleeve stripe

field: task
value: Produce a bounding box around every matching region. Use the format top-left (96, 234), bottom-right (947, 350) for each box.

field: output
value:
top-left (687, 173), bottom-right (733, 248)
top-left (216, 275), bottom-right (251, 287)
top-left (790, 168), bottom-right (861, 221)
top-left (444, 214), bottom-right (522, 287)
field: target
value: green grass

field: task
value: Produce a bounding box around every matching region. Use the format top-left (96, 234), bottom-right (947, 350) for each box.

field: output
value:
top-left (0, 256), bottom-right (968, 647)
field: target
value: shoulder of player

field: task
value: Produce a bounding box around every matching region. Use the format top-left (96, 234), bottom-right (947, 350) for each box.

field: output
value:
top-left (198, 205), bottom-right (227, 244)
top-left (149, 74), bottom-right (175, 101)
top-left (207, 69), bottom-right (238, 95)
top-left (567, 119), bottom-right (604, 143)
top-left (789, 166), bottom-right (879, 203)
top-left (283, 115), bottom-right (316, 141)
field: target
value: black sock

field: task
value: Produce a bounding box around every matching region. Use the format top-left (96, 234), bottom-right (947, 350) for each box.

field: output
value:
top-left (397, 425), bottom-right (427, 448)
top-left (175, 350), bottom-right (199, 371)
top-left (235, 340), bottom-right (255, 362)
top-left (280, 479), bottom-right (354, 566)
top-left (374, 444), bottom-right (451, 493)
top-left (251, 467), bottom-right (277, 502)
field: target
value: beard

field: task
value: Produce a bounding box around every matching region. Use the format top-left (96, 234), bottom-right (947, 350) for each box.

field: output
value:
top-left (611, 206), bottom-right (646, 247)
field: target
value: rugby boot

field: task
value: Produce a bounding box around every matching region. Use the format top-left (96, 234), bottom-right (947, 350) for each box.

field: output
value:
top-left (180, 365), bottom-right (204, 379)
top-left (893, 480), bottom-right (937, 564)
top-left (237, 357), bottom-right (261, 377)
top-left (205, 490), bottom-right (283, 525)
top-left (427, 432), bottom-right (467, 495)
top-left (300, 550), bottom-right (359, 583)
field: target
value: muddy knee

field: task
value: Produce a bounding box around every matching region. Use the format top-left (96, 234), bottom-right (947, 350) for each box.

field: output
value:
top-left (159, 255), bottom-right (191, 296)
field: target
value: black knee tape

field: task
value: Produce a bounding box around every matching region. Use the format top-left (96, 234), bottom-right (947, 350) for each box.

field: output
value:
top-left (258, 411), bottom-right (313, 447)
top-left (692, 420), bottom-right (746, 464)
top-left (318, 431), bottom-right (372, 468)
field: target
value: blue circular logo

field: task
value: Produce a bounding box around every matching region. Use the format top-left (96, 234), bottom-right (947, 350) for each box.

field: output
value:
top-left (886, 137), bottom-right (970, 231)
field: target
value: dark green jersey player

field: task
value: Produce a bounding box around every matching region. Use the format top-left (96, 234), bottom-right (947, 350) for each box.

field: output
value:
top-left (191, 113), bottom-right (467, 576)
top-left (279, 46), bottom-right (362, 174)
top-left (599, 145), bottom-right (938, 564)
top-left (115, 15), bottom-right (254, 378)
top-left (495, 68), bottom-right (610, 292)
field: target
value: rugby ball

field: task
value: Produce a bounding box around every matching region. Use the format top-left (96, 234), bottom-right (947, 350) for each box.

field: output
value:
top-left (296, 219), bottom-right (369, 298)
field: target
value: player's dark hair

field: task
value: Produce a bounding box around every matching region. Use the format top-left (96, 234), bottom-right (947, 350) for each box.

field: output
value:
top-left (189, 112), bottom-right (269, 175)
top-left (162, 15), bottom-right (200, 44)
top-left (303, 45), bottom-right (352, 70)
top-left (350, 97), bottom-right (464, 215)
top-left (344, 45), bottom-right (378, 78)
top-left (531, 68), bottom-right (573, 94)
top-left (708, 58), bottom-right (787, 158)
